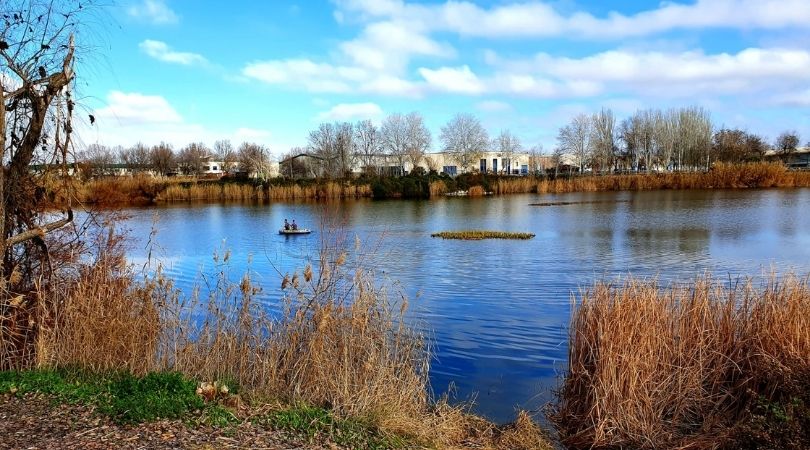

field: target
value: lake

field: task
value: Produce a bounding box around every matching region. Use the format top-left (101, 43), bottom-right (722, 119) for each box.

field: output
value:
top-left (121, 188), bottom-right (810, 423)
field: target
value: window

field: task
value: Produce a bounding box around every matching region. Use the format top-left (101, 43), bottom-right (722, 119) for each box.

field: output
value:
top-left (492, 159), bottom-right (498, 173)
top-left (480, 159), bottom-right (487, 172)
top-left (442, 165), bottom-right (457, 176)
top-left (521, 165), bottom-right (528, 175)
top-left (212, 165), bottom-right (218, 171)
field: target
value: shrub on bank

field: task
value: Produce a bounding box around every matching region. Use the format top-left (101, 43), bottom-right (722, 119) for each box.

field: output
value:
top-left (551, 276), bottom-right (810, 449)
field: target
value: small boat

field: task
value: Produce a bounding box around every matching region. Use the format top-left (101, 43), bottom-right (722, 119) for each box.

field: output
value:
top-left (279, 228), bottom-right (311, 235)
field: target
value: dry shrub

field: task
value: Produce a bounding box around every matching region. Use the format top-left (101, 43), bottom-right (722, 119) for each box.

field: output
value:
top-left (551, 275), bottom-right (810, 449)
top-left (467, 185), bottom-right (485, 197)
top-left (429, 180), bottom-right (448, 197)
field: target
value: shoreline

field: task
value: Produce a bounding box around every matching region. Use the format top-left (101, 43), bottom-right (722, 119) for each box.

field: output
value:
top-left (73, 162), bottom-right (810, 207)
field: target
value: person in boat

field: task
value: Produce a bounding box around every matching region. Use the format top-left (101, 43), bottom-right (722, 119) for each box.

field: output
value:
top-left (291, 219), bottom-right (298, 230)
top-left (283, 219), bottom-right (290, 230)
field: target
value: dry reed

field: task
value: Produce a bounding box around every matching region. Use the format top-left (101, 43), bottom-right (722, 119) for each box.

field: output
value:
top-left (27, 224), bottom-right (548, 448)
top-left (551, 275), bottom-right (810, 449)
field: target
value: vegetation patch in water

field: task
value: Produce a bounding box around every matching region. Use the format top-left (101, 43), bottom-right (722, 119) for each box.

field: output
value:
top-left (431, 230), bottom-right (535, 240)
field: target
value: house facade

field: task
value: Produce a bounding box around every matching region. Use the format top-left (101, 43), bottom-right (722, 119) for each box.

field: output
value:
top-left (764, 147), bottom-right (810, 168)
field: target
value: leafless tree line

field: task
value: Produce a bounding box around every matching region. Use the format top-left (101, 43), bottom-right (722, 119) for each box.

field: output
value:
top-left (79, 108), bottom-right (805, 180)
top-left (76, 140), bottom-right (272, 177)
top-left (294, 112), bottom-right (529, 177)
top-left (557, 106), bottom-right (801, 173)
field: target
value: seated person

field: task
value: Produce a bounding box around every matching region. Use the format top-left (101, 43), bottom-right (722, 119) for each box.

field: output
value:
top-left (283, 219), bottom-right (290, 230)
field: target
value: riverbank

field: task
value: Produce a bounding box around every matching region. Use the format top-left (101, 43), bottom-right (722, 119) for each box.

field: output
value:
top-left (71, 163), bottom-right (810, 206)
top-left (0, 227), bottom-right (551, 450)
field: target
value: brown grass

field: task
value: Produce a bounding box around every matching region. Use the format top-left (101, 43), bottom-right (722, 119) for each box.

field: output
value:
top-left (536, 163), bottom-right (810, 194)
top-left (551, 275), bottom-right (810, 449)
top-left (74, 177), bottom-right (373, 204)
top-left (22, 225), bottom-right (548, 448)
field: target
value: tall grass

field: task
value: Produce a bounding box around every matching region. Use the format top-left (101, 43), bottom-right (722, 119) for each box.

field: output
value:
top-left (24, 225), bottom-right (548, 448)
top-left (551, 275), bottom-right (810, 449)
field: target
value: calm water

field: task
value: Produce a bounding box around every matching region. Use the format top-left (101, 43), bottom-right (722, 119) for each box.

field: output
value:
top-left (121, 188), bottom-right (810, 423)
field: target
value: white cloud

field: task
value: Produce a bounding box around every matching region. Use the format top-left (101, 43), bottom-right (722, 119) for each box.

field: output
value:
top-left (335, 0), bottom-right (810, 39)
top-left (242, 58), bottom-right (422, 97)
top-left (127, 0), bottom-right (178, 25)
top-left (93, 91), bottom-right (182, 125)
top-left (476, 100), bottom-right (512, 112)
top-left (242, 59), bottom-right (361, 93)
top-left (419, 65), bottom-right (485, 94)
top-left (316, 103), bottom-right (383, 121)
top-left (139, 40), bottom-right (207, 65)
top-left (487, 47), bottom-right (810, 98)
top-left (84, 91), bottom-right (281, 149)
top-left (339, 21), bottom-right (454, 72)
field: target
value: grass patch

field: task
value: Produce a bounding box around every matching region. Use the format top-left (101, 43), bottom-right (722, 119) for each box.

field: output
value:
top-left (431, 230), bottom-right (535, 240)
top-left (0, 369), bottom-right (210, 425)
top-left (258, 404), bottom-right (409, 450)
top-left (104, 372), bottom-right (204, 424)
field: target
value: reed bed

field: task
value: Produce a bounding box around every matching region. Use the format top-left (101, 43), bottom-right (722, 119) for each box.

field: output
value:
top-left (551, 275), bottom-right (810, 449)
top-left (492, 177), bottom-right (537, 195)
top-left (431, 230), bottom-right (535, 240)
top-left (22, 226), bottom-right (548, 449)
top-left (536, 162), bottom-right (810, 194)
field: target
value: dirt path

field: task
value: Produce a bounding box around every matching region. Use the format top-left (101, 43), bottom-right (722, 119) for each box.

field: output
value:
top-left (0, 394), bottom-right (331, 450)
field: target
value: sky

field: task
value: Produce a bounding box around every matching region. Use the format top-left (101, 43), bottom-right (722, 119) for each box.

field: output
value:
top-left (77, 0), bottom-right (810, 156)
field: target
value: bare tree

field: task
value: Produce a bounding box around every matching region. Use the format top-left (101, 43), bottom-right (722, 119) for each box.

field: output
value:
top-left (775, 131), bottom-right (800, 155)
top-left (353, 119), bottom-right (380, 174)
top-left (335, 122), bottom-right (354, 177)
top-left (280, 147), bottom-right (313, 178)
top-left (80, 144), bottom-right (117, 177)
top-left (237, 142), bottom-right (270, 179)
top-left (308, 123), bottom-right (345, 178)
top-left (121, 142), bottom-right (151, 173)
top-left (652, 109), bottom-right (677, 171)
top-left (404, 112), bottom-right (430, 172)
top-left (177, 142), bottom-right (208, 175)
top-left (528, 144), bottom-right (544, 176)
top-left (213, 139), bottom-right (237, 172)
top-left (552, 146), bottom-right (564, 176)
top-left (440, 113), bottom-right (489, 173)
top-left (589, 109), bottom-right (615, 173)
top-left (0, 0), bottom-right (87, 296)
top-left (150, 142), bottom-right (175, 176)
top-left (494, 130), bottom-right (521, 174)
top-left (558, 114), bottom-right (591, 173)
top-left (380, 113), bottom-right (408, 174)
top-left (713, 128), bottom-right (767, 163)
top-left (675, 106), bottom-right (713, 170)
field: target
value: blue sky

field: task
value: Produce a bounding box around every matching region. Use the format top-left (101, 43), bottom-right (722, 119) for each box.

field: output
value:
top-left (79, 0), bottom-right (810, 156)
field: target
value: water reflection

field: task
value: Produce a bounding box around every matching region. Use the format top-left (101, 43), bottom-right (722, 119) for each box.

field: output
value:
top-left (121, 188), bottom-right (810, 423)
